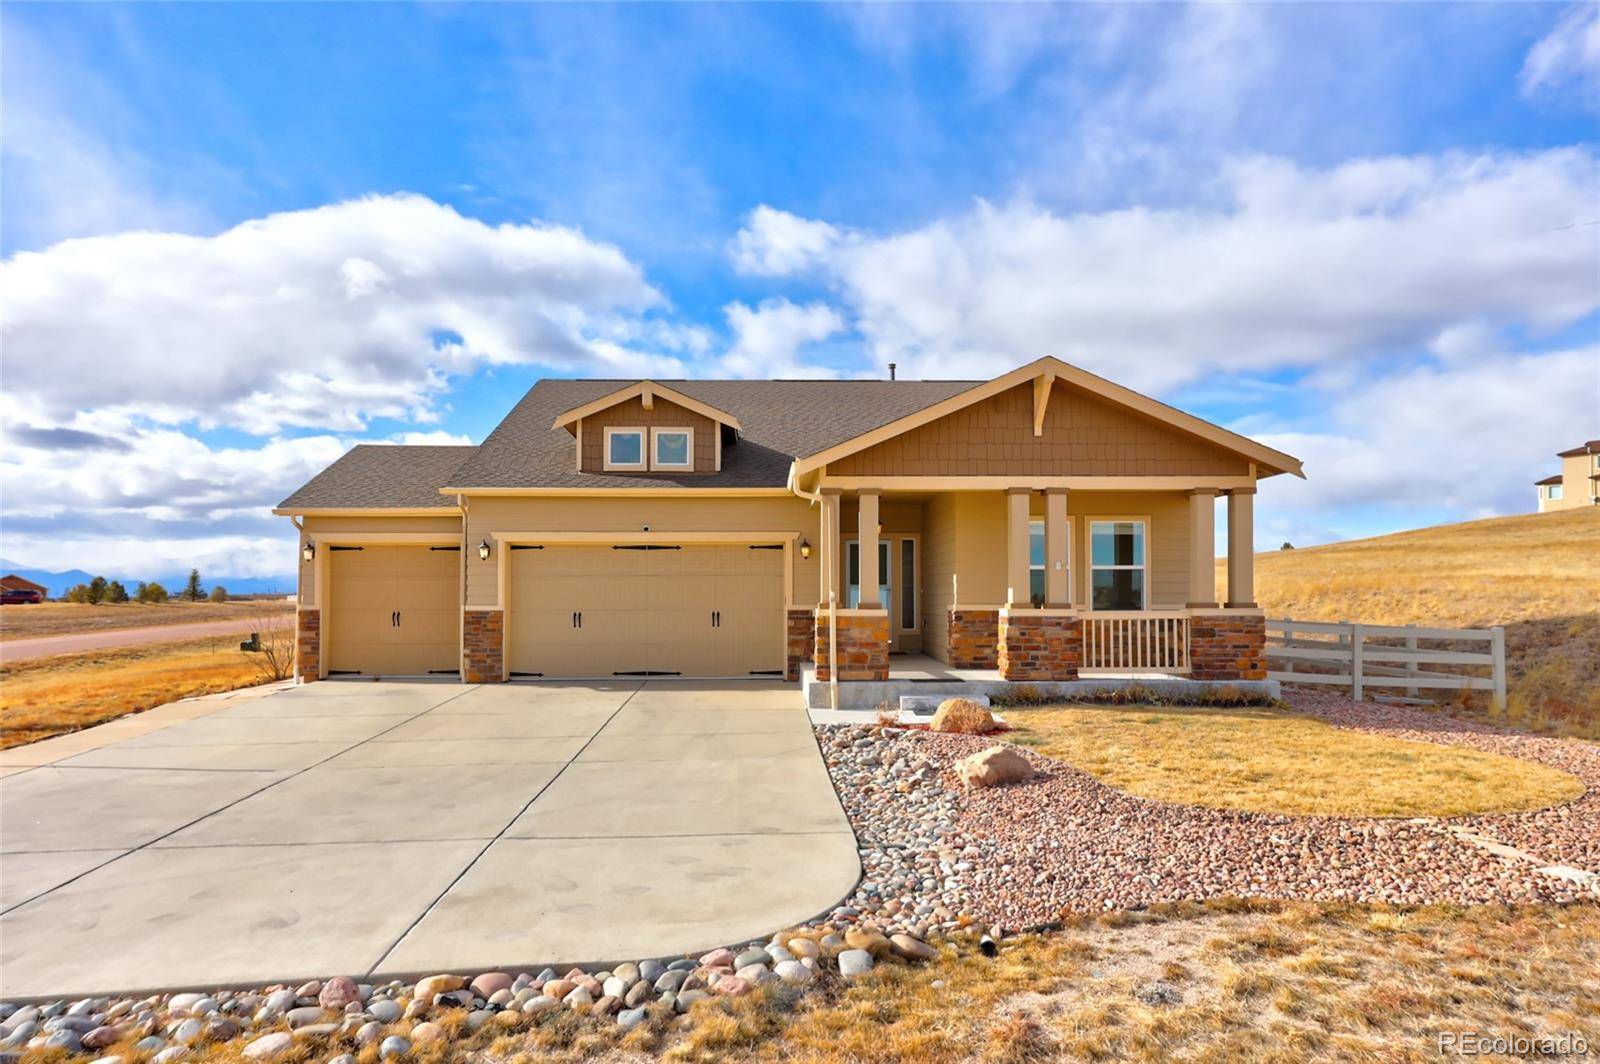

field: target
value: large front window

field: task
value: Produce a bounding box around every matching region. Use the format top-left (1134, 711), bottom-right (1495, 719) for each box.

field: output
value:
top-left (1090, 520), bottom-right (1146, 610)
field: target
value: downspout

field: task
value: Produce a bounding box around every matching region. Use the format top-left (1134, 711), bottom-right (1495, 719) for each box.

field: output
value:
top-left (458, 493), bottom-right (469, 680)
top-left (788, 465), bottom-right (838, 711)
top-left (289, 516), bottom-right (305, 607)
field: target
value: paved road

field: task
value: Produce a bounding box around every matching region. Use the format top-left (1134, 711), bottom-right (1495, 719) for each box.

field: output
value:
top-left (0, 617), bottom-right (275, 664)
top-left (0, 679), bottom-right (858, 998)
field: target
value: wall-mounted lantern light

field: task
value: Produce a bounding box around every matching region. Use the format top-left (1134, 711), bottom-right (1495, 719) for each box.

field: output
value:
top-left (478, 538), bottom-right (492, 561)
top-left (798, 537), bottom-right (812, 560)
top-left (301, 540), bottom-right (315, 563)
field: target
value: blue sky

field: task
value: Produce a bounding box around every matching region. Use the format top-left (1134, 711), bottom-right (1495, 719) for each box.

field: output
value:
top-left (2, 2), bottom-right (1597, 580)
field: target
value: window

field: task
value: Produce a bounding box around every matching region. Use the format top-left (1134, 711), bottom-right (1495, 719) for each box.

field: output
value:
top-left (846, 540), bottom-right (890, 609)
top-left (1550, 483), bottom-right (1564, 500)
top-left (1027, 519), bottom-right (1070, 607)
top-left (604, 427), bottom-right (645, 471)
top-left (651, 427), bottom-right (693, 471)
top-left (1089, 520), bottom-right (1146, 610)
top-left (900, 538), bottom-right (917, 630)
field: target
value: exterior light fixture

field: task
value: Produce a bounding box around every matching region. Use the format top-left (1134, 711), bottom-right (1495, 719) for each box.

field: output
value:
top-left (302, 540), bottom-right (315, 563)
top-left (798, 537), bottom-right (812, 560)
top-left (478, 539), bottom-right (492, 561)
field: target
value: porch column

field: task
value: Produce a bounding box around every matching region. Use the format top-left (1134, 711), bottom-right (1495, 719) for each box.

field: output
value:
top-left (1187, 488), bottom-right (1219, 608)
top-left (1005, 487), bottom-right (1031, 607)
top-left (820, 488), bottom-right (842, 604)
top-left (1225, 487), bottom-right (1256, 608)
top-left (857, 489), bottom-right (882, 608)
top-left (1045, 487), bottom-right (1070, 608)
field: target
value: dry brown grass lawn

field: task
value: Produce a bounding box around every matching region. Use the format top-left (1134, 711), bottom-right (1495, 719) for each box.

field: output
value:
top-left (144, 902), bottom-right (1600, 1064)
top-left (0, 636), bottom-right (273, 748)
top-left (1223, 508), bottom-right (1600, 736)
top-left (0, 599), bottom-right (293, 641)
top-left (1002, 704), bottom-right (1582, 817)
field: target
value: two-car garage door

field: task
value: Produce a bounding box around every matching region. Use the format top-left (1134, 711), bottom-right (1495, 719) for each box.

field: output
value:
top-left (506, 544), bottom-right (784, 678)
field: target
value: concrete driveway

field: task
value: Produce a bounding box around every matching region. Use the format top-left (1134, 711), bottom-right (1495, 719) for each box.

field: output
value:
top-left (0, 680), bottom-right (859, 999)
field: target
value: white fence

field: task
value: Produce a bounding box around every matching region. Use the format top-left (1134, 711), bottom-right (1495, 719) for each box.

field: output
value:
top-left (1266, 619), bottom-right (1506, 709)
top-left (1081, 611), bottom-right (1191, 674)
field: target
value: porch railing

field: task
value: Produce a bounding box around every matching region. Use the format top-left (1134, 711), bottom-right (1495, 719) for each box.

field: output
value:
top-left (1080, 610), bottom-right (1191, 673)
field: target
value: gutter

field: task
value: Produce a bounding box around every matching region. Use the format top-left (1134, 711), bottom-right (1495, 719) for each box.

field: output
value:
top-left (787, 464), bottom-right (837, 711)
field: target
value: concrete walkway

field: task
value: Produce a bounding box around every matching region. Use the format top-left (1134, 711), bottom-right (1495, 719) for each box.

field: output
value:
top-left (0, 680), bottom-right (859, 999)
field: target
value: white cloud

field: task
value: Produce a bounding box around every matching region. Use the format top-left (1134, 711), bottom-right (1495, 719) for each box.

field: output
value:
top-left (1256, 344), bottom-right (1599, 543)
top-left (732, 149), bottom-right (1600, 391)
top-left (1521, 4), bottom-right (1600, 108)
top-left (1, 194), bottom-right (674, 434)
top-left (719, 298), bottom-right (845, 379)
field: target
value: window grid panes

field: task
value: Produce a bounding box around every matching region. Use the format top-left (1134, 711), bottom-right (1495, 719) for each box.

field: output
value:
top-left (1090, 520), bottom-right (1146, 611)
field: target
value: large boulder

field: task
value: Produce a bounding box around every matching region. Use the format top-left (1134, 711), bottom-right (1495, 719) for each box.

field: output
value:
top-left (956, 745), bottom-right (1035, 788)
top-left (929, 698), bottom-right (997, 735)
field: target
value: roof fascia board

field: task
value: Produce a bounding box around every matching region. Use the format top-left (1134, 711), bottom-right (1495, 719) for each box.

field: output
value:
top-left (440, 486), bottom-right (790, 497)
top-left (272, 506), bottom-right (462, 517)
top-left (550, 381), bottom-right (742, 432)
top-left (792, 355), bottom-right (1305, 479)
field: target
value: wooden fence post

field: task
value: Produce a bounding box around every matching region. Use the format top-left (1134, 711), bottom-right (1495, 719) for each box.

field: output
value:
top-left (1350, 622), bottom-right (1364, 702)
top-left (1283, 619), bottom-right (1295, 675)
top-left (1405, 626), bottom-right (1418, 699)
top-left (1490, 626), bottom-right (1506, 713)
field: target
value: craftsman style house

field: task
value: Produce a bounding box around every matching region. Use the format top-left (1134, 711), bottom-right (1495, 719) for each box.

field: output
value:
top-left (1534, 440), bottom-right (1600, 513)
top-left (276, 357), bottom-right (1302, 686)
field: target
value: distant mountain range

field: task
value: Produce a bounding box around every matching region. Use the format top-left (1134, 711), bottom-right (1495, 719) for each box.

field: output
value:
top-left (0, 559), bottom-right (294, 599)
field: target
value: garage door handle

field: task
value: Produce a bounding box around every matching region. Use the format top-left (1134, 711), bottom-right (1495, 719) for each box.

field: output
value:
top-left (391, 611), bottom-right (399, 627)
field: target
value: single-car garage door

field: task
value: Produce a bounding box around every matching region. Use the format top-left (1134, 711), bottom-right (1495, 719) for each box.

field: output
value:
top-left (326, 545), bottom-right (459, 677)
top-left (507, 543), bottom-right (784, 678)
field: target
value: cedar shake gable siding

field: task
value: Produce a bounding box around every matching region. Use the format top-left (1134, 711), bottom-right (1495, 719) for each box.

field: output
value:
top-left (578, 395), bottom-right (719, 474)
top-left (829, 382), bottom-right (1251, 479)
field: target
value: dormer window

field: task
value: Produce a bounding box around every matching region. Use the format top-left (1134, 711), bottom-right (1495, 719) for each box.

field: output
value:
top-left (652, 428), bottom-right (693, 471)
top-left (604, 427), bottom-right (646, 471)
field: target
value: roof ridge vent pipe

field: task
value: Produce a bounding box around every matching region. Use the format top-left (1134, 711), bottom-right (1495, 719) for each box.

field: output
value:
top-left (888, 362), bottom-right (896, 381)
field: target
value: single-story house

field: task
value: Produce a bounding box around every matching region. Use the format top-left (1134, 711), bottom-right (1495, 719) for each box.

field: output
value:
top-left (275, 356), bottom-right (1303, 685)
top-left (0, 574), bottom-right (50, 597)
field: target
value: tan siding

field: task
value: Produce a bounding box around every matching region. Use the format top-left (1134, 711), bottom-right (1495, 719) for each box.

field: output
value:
top-left (578, 396), bottom-right (717, 473)
top-left (921, 494), bottom-right (957, 662)
top-left (463, 494), bottom-right (822, 609)
top-left (830, 382), bottom-right (1250, 478)
top-left (298, 514), bottom-right (462, 608)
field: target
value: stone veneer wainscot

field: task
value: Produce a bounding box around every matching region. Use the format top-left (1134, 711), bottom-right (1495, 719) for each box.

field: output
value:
top-left (948, 607), bottom-right (1001, 670)
top-left (812, 609), bottom-right (890, 682)
top-left (997, 610), bottom-right (1082, 682)
top-left (462, 609), bottom-right (505, 684)
top-left (1188, 611), bottom-right (1267, 681)
top-left (295, 608), bottom-right (320, 683)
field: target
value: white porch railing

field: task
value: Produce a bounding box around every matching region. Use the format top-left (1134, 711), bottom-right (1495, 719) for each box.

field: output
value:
top-left (1265, 619), bottom-right (1506, 708)
top-left (1080, 610), bottom-right (1191, 673)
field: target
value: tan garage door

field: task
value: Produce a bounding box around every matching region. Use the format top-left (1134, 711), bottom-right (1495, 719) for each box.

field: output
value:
top-left (326, 545), bottom-right (459, 677)
top-left (507, 543), bottom-right (784, 678)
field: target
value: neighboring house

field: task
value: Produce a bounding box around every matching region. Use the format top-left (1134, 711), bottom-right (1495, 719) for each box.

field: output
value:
top-left (275, 357), bottom-right (1303, 686)
top-left (0, 574), bottom-right (49, 599)
top-left (1534, 440), bottom-right (1600, 513)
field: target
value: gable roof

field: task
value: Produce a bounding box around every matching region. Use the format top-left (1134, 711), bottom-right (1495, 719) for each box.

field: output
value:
top-left (441, 378), bottom-right (975, 490)
top-left (1557, 440), bottom-right (1600, 458)
top-left (790, 357), bottom-right (1304, 479)
top-left (551, 381), bottom-right (742, 432)
top-left (1, 574), bottom-right (48, 593)
top-left (274, 445), bottom-right (474, 512)
top-left (1534, 474), bottom-right (1564, 485)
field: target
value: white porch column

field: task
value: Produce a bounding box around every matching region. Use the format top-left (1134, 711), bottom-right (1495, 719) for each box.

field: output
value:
top-left (1045, 487), bottom-right (1070, 608)
top-left (857, 489), bottom-right (881, 609)
top-left (1188, 488), bottom-right (1219, 608)
top-left (1226, 487), bottom-right (1256, 608)
top-left (819, 488), bottom-right (842, 604)
top-left (1005, 487), bottom-right (1031, 607)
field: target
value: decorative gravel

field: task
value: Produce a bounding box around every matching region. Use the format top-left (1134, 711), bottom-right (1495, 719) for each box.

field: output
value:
top-left (818, 691), bottom-right (1600, 934)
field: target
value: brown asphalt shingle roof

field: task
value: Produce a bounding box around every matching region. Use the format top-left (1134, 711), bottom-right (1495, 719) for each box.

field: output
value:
top-left (1557, 440), bottom-right (1600, 457)
top-left (276, 378), bottom-right (983, 508)
top-left (444, 378), bottom-right (979, 490)
top-left (277, 445), bottom-right (475, 510)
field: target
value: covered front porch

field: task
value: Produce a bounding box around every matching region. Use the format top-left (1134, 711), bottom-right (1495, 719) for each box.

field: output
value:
top-left (799, 480), bottom-right (1272, 702)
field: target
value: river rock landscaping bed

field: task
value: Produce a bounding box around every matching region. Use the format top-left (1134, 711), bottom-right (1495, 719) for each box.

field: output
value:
top-left (0, 937), bottom-right (942, 1061)
top-left (818, 690), bottom-right (1599, 934)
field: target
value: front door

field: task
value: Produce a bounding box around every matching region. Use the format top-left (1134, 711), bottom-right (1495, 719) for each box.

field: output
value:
top-left (846, 539), bottom-right (920, 653)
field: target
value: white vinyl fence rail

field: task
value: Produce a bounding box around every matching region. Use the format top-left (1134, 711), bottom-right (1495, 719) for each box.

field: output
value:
top-left (1081, 610), bottom-right (1191, 673)
top-left (1266, 619), bottom-right (1506, 709)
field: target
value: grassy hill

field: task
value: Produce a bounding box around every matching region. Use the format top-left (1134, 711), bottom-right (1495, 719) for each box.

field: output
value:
top-left (1221, 508), bottom-right (1600, 736)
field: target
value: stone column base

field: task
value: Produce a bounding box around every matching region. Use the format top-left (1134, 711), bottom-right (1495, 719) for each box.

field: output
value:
top-left (295, 608), bottom-right (320, 682)
top-left (786, 609), bottom-right (815, 682)
top-left (948, 607), bottom-right (1000, 669)
top-left (1189, 612), bottom-right (1267, 680)
top-left (463, 609), bottom-right (505, 683)
top-left (997, 609), bottom-right (1081, 681)
top-left (813, 609), bottom-right (890, 681)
